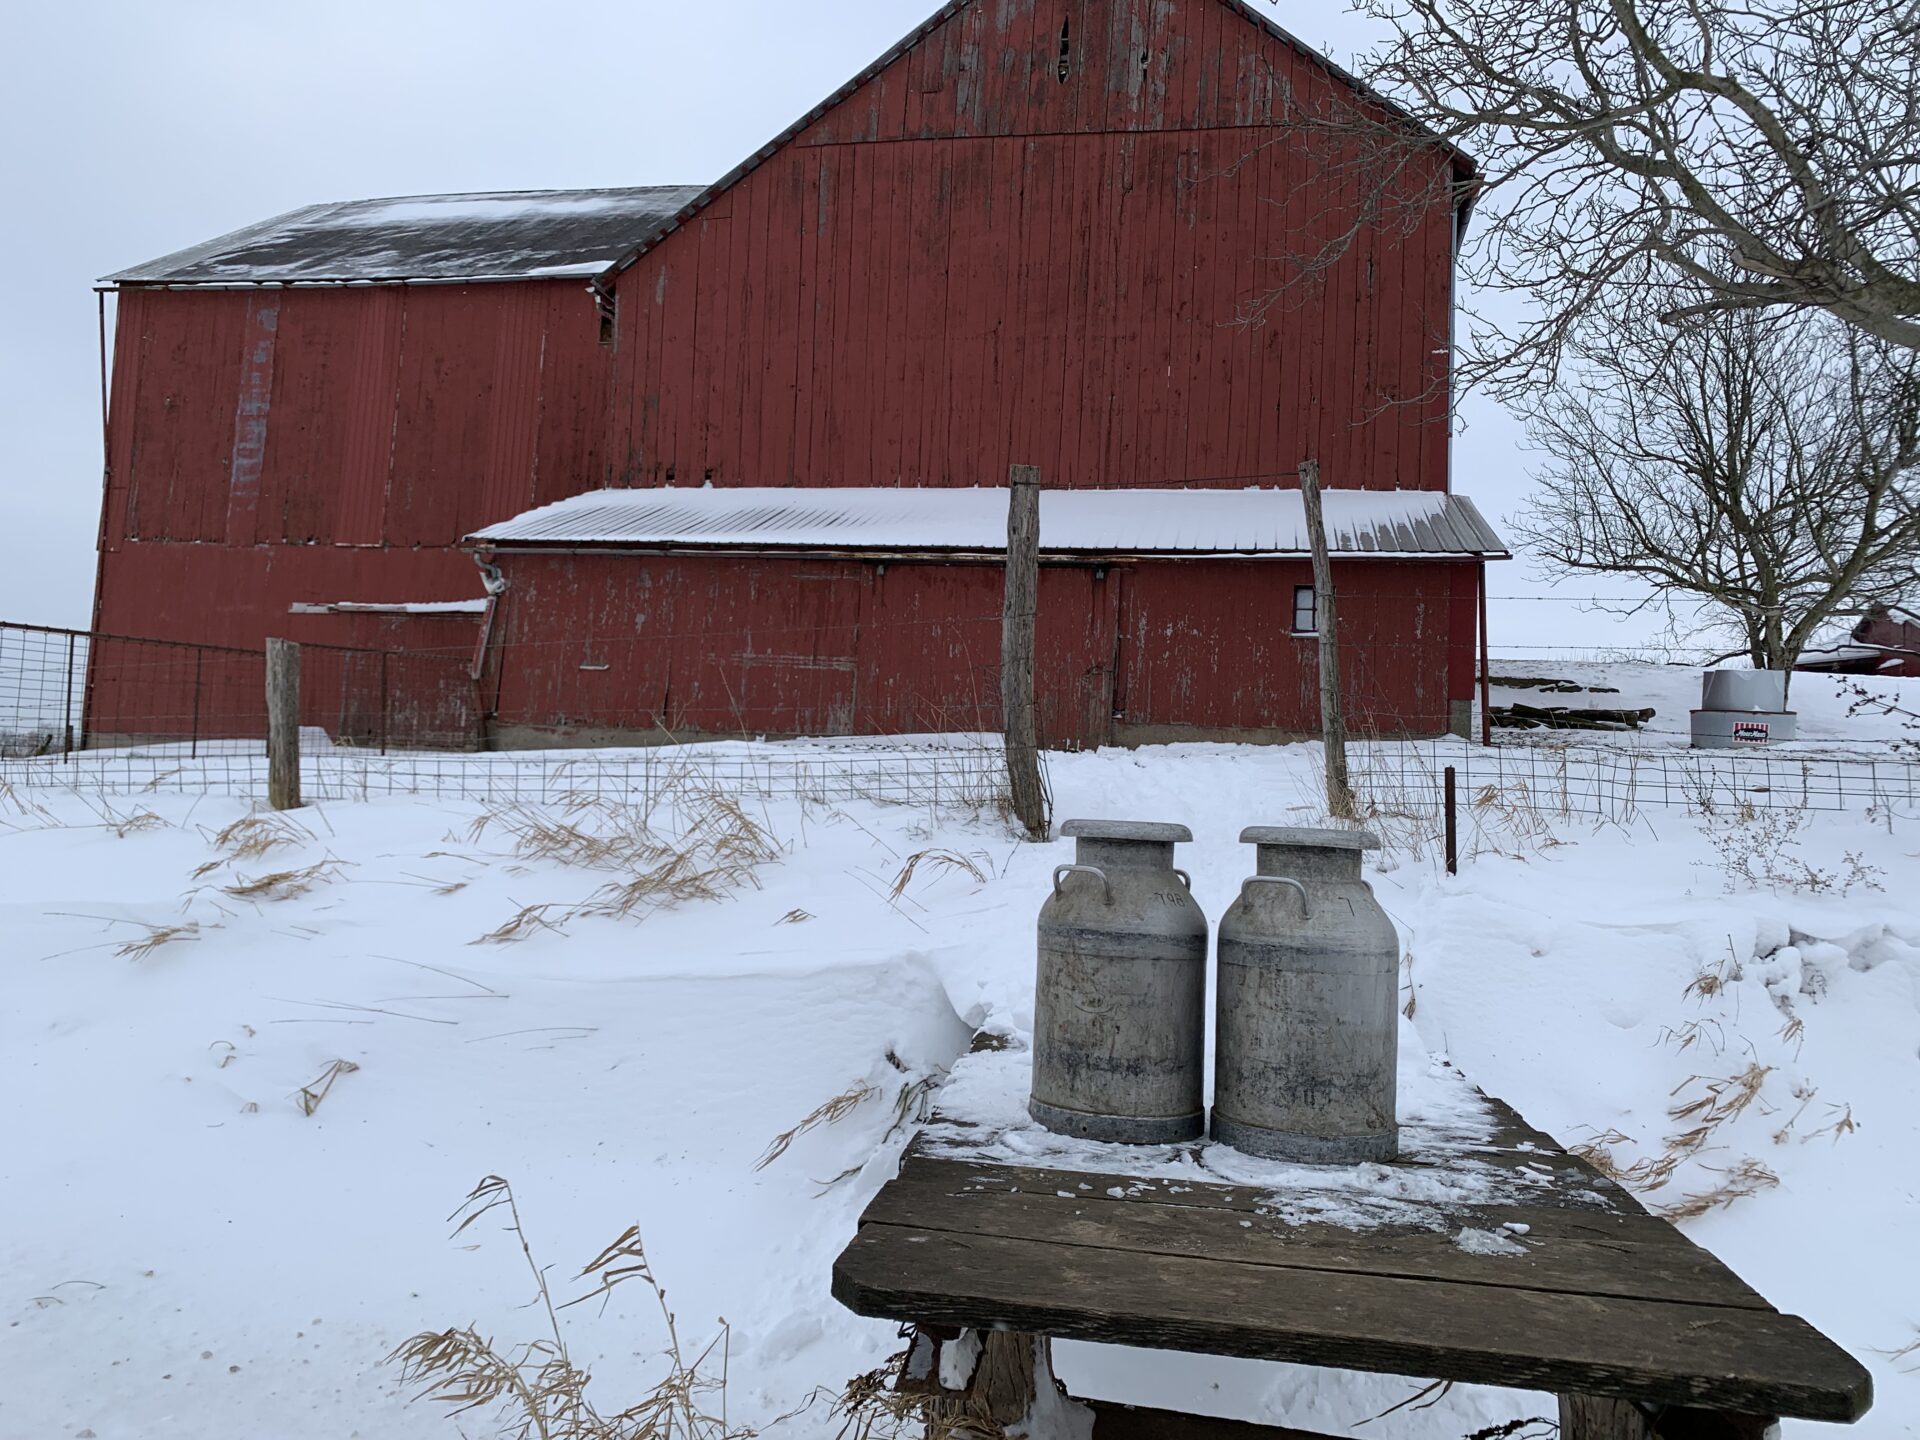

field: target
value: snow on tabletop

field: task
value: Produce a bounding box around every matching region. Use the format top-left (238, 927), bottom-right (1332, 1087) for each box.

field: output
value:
top-left (919, 1033), bottom-right (1594, 1232)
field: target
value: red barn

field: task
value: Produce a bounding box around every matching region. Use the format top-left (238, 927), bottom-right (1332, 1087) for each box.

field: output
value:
top-left (93, 0), bottom-right (1506, 749)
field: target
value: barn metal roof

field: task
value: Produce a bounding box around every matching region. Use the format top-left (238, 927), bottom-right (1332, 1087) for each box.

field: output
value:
top-left (469, 487), bottom-right (1509, 559)
top-left (104, 186), bottom-right (708, 286)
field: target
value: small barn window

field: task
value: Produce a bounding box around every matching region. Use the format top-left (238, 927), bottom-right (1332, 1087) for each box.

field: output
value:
top-left (597, 298), bottom-right (617, 346)
top-left (1057, 16), bottom-right (1072, 82)
top-left (1292, 585), bottom-right (1317, 635)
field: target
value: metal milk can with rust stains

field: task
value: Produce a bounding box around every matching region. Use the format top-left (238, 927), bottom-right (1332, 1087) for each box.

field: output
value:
top-left (1212, 826), bottom-right (1400, 1163)
top-left (1029, 820), bottom-right (1209, 1144)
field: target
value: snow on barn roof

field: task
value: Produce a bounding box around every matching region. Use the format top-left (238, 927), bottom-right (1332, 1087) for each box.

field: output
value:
top-left (103, 186), bottom-right (708, 286)
top-left (469, 487), bottom-right (1510, 559)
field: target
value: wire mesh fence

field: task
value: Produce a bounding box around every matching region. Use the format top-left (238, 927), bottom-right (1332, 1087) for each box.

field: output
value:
top-left (0, 621), bottom-right (480, 761)
top-left (1348, 740), bottom-right (1920, 825)
top-left (0, 731), bottom-right (1024, 814)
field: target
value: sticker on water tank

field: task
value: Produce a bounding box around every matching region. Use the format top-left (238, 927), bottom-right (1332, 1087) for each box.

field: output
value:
top-left (1733, 720), bottom-right (1771, 743)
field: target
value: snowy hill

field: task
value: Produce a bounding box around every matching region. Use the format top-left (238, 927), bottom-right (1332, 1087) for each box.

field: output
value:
top-left (4, 746), bottom-right (1917, 1438)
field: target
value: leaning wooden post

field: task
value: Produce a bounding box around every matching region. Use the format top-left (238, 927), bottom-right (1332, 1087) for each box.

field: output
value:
top-left (265, 638), bottom-right (302, 811)
top-left (1002, 465), bottom-right (1049, 840)
top-left (1299, 458), bottom-right (1356, 820)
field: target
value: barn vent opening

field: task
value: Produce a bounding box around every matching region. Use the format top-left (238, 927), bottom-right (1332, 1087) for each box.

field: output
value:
top-left (598, 308), bottom-right (616, 345)
top-left (1057, 17), bottom-right (1072, 82)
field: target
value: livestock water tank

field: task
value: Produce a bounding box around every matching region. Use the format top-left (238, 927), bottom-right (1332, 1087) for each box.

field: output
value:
top-left (1692, 669), bottom-right (1798, 748)
top-left (1028, 820), bottom-right (1208, 1144)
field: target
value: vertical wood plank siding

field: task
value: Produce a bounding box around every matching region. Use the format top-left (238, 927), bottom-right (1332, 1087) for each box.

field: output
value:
top-left (481, 552), bottom-right (1469, 748)
top-left (610, 0), bottom-right (1455, 495)
top-left (95, 279), bottom-right (608, 648)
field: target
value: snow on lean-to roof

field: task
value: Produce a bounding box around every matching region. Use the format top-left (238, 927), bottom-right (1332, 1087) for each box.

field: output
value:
top-left (103, 186), bottom-right (709, 286)
top-left (468, 486), bottom-right (1510, 558)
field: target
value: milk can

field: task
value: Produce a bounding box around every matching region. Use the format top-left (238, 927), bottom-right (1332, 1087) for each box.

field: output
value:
top-left (1212, 826), bottom-right (1399, 1163)
top-left (1029, 820), bottom-right (1208, 1144)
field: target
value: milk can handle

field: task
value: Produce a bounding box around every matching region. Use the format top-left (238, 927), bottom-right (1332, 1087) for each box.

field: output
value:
top-left (1242, 875), bottom-right (1310, 919)
top-left (1173, 869), bottom-right (1193, 891)
top-left (1052, 864), bottom-right (1111, 902)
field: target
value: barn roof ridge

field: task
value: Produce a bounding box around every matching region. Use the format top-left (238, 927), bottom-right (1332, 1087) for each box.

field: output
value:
top-left (596, 0), bottom-right (1478, 286)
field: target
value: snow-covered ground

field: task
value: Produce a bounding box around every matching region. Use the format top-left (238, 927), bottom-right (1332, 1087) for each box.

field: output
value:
top-left (5, 737), bottom-right (1918, 1439)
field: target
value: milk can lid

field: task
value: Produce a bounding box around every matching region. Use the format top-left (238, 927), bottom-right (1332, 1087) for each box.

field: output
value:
top-left (1240, 825), bottom-right (1381, 850)
top-left (1061, 819), bottom-right (1194, 843)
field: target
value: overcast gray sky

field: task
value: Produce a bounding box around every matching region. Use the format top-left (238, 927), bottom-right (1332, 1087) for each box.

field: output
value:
top-left (0, 0), bottom-right (1670, 655)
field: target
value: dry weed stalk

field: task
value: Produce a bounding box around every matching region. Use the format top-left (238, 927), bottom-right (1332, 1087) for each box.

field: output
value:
top-left (390, 1177), bottom-right (757, 1440)
top-left (886, 849), bottom-right (989, 903)
top-left (472, 794), bottom-right (783, 945)
top-left (295, 1059), bottom-right (359, 1116)
top-left (117, 921), bottom-right (201, 960)
top-left (756, 1080), bottom-right (880, 1172)
top-left (1692, 798), bottom-right (1885, 896)
top-left (1660, 1158), bottom-right (1782, 1220)
top-left (775, 909), bottom-right (814, 925)
top-left (223, 859), bottom-right (349, 904)
top-left (195, 811), bottom-right (313, 874)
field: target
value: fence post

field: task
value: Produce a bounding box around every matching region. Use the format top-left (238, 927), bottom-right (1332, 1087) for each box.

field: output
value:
top-left (1444, 765), bottom-right (1458, 876)
top-left (191, 651), bottom-right (203, 759)
top-left (266, 638), bottom-right (302, 810)
top-left (1003, 464), bottom-right (1050, 840)
top-left (380, 651), bottom-right (391, 756)
top-left (62, 632), bottom-right (77, 759)
top-left (1299, 458), bottom-right (1356, 820)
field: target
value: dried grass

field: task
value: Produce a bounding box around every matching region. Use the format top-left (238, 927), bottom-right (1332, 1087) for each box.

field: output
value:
top-left (390, 1177), bottom-right (759, 1440)
top-left (775, 909), bottom-right (814, 925)
top-left (116, 921), bottom-right (201, 961)
top-left (886, 849), bottom-right (990, 903)
top-left (194, 811), bottom-right (313, 877)
top-left (223, 859), bottom-right (349, 903)
top-left (295, 1059), bottom-right (359, 1116)
top-left (755, 1080), bottom-right (880, 1172)
top-left (1660, 1158), bottom-right (1781, 1219)
top-left (471, 793), bottom-right (783, 945)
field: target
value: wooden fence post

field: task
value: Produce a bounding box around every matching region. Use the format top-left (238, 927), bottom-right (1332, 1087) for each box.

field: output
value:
top-left (1299, 458), bottom-right (1356, 820)
top-left (266, 638), bottom-right (302, 811)
top-left (1003, 465), bottom-right (1049, 840)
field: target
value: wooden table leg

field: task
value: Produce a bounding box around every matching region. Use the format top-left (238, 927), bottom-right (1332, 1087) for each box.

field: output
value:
top-left (913, 1328), bottom-right (1093, 1437)
top-left (1559, 1396), bottom-right (1780, 1439)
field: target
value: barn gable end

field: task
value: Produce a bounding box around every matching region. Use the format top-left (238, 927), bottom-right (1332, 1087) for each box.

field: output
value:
top-left (604, 0), bottom-right (1463, 497)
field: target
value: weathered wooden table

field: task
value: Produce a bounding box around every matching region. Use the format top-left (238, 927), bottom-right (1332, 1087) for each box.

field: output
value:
top-left (832, 1041), bottom-right (1871, 1440)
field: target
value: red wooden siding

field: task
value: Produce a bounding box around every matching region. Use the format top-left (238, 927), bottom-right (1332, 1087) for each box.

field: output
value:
top-left (96, 279), bottom-right (610, 647)
top-left (481, 552), bottom-right (1478, 747)
top-left (609, 0), bottom-right (1455, 496)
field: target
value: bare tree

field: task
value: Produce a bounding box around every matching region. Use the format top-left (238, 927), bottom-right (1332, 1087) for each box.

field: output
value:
top-left (1275, 0), bottom-right (1920, 394)
top-left (1513, 299), bottom-right (1920, 673)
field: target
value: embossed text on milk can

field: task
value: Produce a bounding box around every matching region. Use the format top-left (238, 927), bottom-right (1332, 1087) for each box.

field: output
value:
top-left (1213, 826), bottom-right (1399, 1163)
top-left (1029, 820), bottom-right (1208, 1144)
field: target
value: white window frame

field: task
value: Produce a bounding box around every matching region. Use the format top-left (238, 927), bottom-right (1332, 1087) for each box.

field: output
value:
top-left (1291, 584), bottom-right (1317, 636)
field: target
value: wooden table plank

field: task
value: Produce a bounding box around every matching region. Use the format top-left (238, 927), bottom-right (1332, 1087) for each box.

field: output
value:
top-left (863, 1154), bottom-right (1775, 1311)
top-left (833, 1221), bottom-right (1872, 1422)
